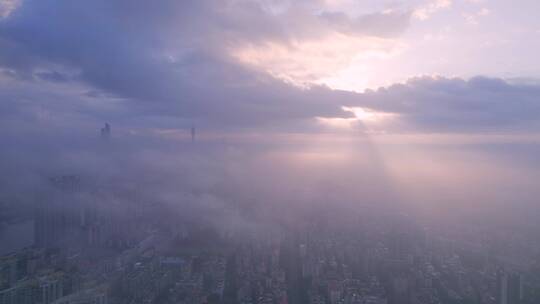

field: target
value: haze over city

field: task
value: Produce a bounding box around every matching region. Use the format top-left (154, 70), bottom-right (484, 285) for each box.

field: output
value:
top-left (1, 1), bottom-right (540, 304)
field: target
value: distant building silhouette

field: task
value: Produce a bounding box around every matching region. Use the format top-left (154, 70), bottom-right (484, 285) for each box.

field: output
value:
top-left (100, 123), bottom-right (111, 140)
top-left (34, 176), bottom-right (82, 248)
top-left (191, 126), bottom-right (195, 142)
top-left (49, 175), bottom-right (81, 192)
top-left (497, 271), bottom-right (523, 304)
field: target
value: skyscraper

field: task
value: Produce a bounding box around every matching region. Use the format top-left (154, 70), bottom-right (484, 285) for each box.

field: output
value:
top-left (497, 271), bottom-right (523, 304)
top-left (34, 176), bottom-right (82, 248)
top-left (100, 123), bottom-right (111, 140)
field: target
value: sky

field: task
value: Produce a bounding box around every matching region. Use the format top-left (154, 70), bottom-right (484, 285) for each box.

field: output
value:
top-left (1, 0), bottom-right (540, 137)
top-left (1, 0), bottom-right (540, 226)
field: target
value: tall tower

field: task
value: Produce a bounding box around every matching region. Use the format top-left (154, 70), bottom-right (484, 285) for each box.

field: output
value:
top-left (191, 126), bottom-right (196, 143)
top-left (100, 123), bottom-right (111, 140)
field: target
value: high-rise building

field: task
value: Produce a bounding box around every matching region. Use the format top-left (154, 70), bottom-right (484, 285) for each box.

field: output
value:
top-left (497, 271), bottom-right (523, 304)
top-left (39, 275), bottom-right (64, 304)
top-left (34, 176), bottom-right (82, 249)
top-left (0, 279), bottom-right (38, 304)
top-left (100, 123), bottom-right (111, 140)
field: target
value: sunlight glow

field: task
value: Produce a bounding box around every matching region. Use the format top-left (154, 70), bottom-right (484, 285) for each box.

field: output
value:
top-left (317, 106), bottom-right (396, 131)
top-left (316, 116), bottom-right (358, 129)
top-left (342, 106), bottom-right (395, 122)
top-left (232, 34), bottom-right (400, 88)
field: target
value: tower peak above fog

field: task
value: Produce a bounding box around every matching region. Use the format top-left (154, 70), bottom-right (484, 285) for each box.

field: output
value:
top-left (100, 123), bottom-right (111, 140)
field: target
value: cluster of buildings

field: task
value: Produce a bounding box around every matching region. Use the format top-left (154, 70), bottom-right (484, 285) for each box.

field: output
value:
top-left (1, 176), bottom-right (539, 304)
top-left (234, 238), bottom-right (288, 304)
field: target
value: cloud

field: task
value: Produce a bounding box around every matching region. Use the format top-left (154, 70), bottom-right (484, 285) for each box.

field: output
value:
top-left (413, 0), bottom-right (452, 20)
top-left (0, 0), bottom-right (408, 120)
top-left (350, 76), bottom-right (540, 133)
top-left (233, 34), bottom-right (404, 85)
top-left (0, 0), bottom-right (20, 19)
top-left (224, 6), bottom-right (411, 84)
top-left (3, 0), bottom-right (540, 256)
top-left (462, 7), bottom-right (490, 25)
top-left (0, 0), bottom-right (412, 129)
top-left (0, 0), bottom-right (539, 137)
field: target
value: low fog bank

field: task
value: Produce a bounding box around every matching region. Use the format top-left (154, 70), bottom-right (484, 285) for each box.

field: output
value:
top-left (2, 128), bottom-right (540, 238)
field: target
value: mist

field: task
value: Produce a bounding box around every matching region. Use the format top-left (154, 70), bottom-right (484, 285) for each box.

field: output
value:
top-left (3, 1), bottom-right (540, 303)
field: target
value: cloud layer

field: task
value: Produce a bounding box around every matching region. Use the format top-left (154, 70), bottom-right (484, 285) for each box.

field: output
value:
top-left (2, 1), bottom-right (540, 242)
top-left (0, 0), bottom-right (539, 136)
